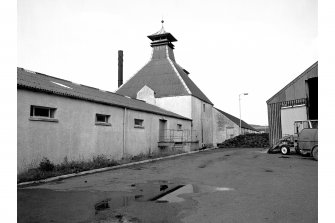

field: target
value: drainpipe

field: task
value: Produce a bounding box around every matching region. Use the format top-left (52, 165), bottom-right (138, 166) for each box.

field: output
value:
top-left (123, 107), bottom-right (127, 157)
top-left (201, 104), bottom-right (204, 147)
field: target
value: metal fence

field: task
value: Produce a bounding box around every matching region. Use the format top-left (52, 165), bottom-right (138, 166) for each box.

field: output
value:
top-left (159, 129), bottom-right (198, 142)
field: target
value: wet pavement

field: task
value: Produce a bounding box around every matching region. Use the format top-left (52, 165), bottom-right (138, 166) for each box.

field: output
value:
top-left (18, 148), bottom-right (318, 223)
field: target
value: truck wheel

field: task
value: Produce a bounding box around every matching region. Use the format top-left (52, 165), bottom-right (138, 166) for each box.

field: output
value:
top-left (312, 146), bottom-right (318, 161)
top-left (280, 146), bottom-right (290, 155)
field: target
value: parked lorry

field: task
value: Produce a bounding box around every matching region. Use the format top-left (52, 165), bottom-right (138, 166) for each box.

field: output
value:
top-left (268, 120), bottom-right (318, 160)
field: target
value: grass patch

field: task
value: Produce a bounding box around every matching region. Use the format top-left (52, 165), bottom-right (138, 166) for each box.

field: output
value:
top-left (18, 149), bottom-right (186, 184)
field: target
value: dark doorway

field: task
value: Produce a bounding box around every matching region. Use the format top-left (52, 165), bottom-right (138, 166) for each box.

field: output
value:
top-left (307, 77), bottom-right (318, 119)
top-left (159, 119), bottom-right (167, 141)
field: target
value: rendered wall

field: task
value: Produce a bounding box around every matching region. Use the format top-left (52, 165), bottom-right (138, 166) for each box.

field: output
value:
top-left (136, 85), bottom-right (156, 105)
top-left (155, 96), bottom-right (192, 119)
top-left (123, 108), bottom-right (191, 156)
top-left (17, 90), bottom-right (191, 173)
top-left (212, 109), bottom-right (239, 144)
top-left (191, 96), bottom-right (214, 147)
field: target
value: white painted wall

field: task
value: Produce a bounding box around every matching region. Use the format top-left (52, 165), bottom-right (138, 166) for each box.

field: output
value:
top-left (191, 96), bottom-right (214, 147)
top-left (17, 89), bottom-right (192, 173)
top-left (155, 95), bottom-right (192, 119)
top-left (281, 105), bottom-right (307, 136)
top-left (136, 91), bottom-right (215, 148)
top-left (136, 85), bottom-right (156, 105)
top-left (212, 108), bottom-right (239, 144)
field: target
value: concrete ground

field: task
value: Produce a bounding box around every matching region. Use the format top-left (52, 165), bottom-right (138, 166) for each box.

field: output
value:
top-left (17, 148), bottom-right (318, 223)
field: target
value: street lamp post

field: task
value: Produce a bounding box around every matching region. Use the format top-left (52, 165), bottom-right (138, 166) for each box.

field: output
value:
top-left (239, 93), bottom-right (248, 135)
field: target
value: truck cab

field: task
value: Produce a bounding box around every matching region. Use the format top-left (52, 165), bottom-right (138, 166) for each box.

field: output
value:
top-left (294, 120), bottom-right (318, 159)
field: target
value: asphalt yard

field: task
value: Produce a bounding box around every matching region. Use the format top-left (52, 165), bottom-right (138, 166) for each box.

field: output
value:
top-left (18, 148), bottom-right (318, 223)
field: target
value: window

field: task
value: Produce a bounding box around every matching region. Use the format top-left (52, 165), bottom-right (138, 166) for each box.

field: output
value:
top-left (203, 104), bottom-right (205, 112)
top-left (29, 105), bottom-right (58, 122)
top-left (177, 124), bottom-right (182, 130)
top-left (95, 114), bottom-right (111, 126)
top-left (134, 119), bottom-right (144, 128)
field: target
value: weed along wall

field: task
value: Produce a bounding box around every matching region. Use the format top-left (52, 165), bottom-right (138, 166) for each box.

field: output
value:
top-left (17, 89), bottom-right (192, 174)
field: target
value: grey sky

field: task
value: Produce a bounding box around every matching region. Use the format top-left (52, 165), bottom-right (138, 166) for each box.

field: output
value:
top-left (18, 0), bottom-right (317, 125)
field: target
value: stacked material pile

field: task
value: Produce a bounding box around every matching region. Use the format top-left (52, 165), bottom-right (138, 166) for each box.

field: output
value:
top-left (218, 133), bottom-right (269, 148)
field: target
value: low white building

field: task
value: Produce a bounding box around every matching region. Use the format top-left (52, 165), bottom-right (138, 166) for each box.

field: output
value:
top-left (17, 68), bottom-right (193, 173)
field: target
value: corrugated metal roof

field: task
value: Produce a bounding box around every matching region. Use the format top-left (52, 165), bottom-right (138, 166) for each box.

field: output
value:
top-left (17, 67), bottom-right (191, 121)
top-left (266, 61), bottom-right (318, 104)
top-left (214, 107), bottom-right (257, 131)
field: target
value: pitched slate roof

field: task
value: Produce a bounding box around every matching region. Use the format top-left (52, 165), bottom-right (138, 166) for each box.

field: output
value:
top-left (215, 107), bottom-right (257, 131)
top-left (116, 47), bottom-right (213, 104)
top-left (173, 62), bottom-right (213, 104)
top-left (17, 67), bottom-right (191, 120)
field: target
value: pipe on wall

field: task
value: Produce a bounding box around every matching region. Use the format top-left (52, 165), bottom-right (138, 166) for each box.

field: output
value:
top-left (123, 107), bottom-right (127, 157)
top-left (118, 50), bottom-right (123, 88)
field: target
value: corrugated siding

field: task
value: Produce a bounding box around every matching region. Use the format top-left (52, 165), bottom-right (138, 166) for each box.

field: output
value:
top-left (267, 62), bottom-right (317, 147)
top-left (267, 98), bottom-right (307, 146)
top-left (268, 103), bottom-right (281, 147)
top-left (267, 62), bottom-right (318, 104)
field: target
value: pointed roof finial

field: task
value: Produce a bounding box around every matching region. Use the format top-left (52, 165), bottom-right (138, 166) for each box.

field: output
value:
top-left (147, 19), bottom-right (177, 43)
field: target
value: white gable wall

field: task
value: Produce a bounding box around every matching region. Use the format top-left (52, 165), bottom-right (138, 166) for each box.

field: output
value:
top-left (212, 109), bottom-right (239, 144)
top-left (136, 85), bottom-right (156, 105)
top-left (155, 95), bottom-right (192, 119)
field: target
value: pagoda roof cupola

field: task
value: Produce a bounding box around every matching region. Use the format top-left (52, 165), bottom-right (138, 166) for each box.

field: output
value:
top-left (147, 20), bottom-right (177, 49)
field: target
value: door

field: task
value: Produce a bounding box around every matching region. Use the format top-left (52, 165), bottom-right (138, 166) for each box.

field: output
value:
top-left (159, 119), bottom-right (167, 141)
top-left (281, 105), bottom-right (307, 136)
top-left (226, 127), bottom-right (234, 140)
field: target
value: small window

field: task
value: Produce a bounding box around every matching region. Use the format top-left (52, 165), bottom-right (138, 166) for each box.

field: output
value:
top-left (203, 104), bottom-right (205, 112)
top-left (134, 119), bottom-right (144, 128)
top-left (177, 124), bottom-right (182, 130)
top-left (95, 114), bottom-right (111, 126)
top-left (29, 105), bottom-right (58, 122)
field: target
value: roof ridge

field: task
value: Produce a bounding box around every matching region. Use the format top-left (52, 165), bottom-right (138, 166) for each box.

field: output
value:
top-left (214, 107), bottom-right (256, 131)
top-left (266, 61), bottom-right (318, 103)
top-left (165, 46), bottom-right (191, 95)
top-left (173, 62), bottom-right (213, 105)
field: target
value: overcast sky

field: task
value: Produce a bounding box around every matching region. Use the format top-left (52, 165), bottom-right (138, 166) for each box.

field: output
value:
top-left (17, 0), bottom-right (317, 125)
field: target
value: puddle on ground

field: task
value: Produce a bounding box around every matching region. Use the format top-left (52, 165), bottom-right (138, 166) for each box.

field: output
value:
top-left (279, 156), bottom-right (290, 159)
top-left (94, 181), bottom-right (234, 213)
